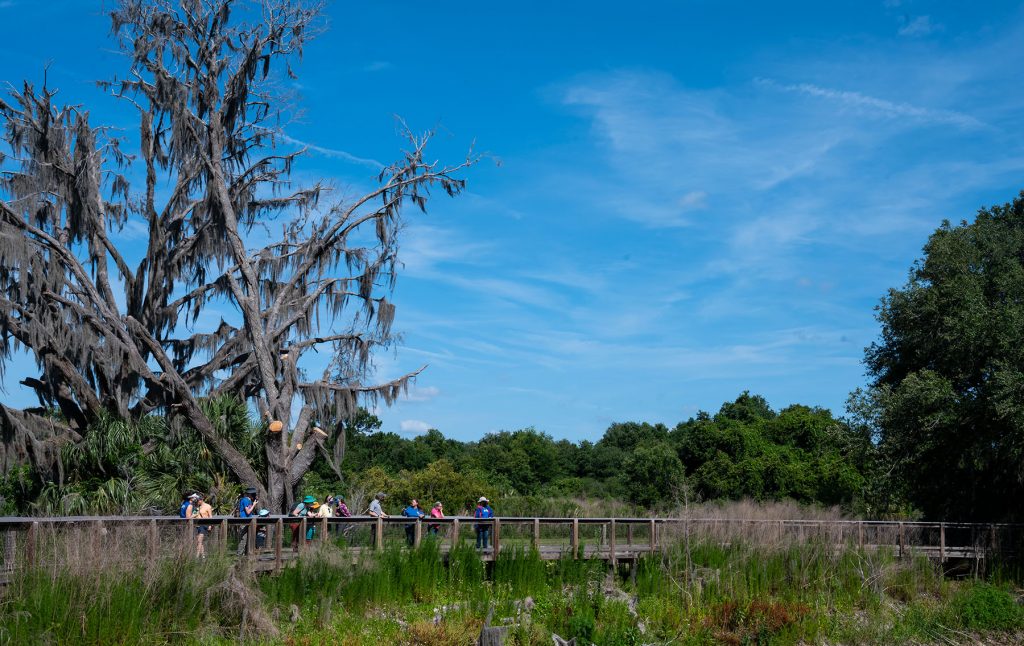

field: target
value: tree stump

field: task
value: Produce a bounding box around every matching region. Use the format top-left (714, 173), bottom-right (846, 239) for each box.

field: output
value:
top-left (477, 605), bottom-right (508, 646)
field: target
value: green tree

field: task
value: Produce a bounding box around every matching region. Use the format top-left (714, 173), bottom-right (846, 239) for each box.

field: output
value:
top-left (471, 428), bottom-right (563, 495)
top-left (620, 442), bottom-right (685, 508)
top-left (0, 0), bottom-right (472, 512)
top-left (864, 191), bottom-right (1024, 521)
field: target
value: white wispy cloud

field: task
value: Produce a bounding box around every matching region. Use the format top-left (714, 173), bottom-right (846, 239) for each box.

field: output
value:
top-left (113, 217), bottom-right (150, 242)
top-left (399, 223), bottom-right (493, 275)
top-left (756, 78), bottom-right (985, 129)
top-left (399, 419), bottom-right (431, 434)
top-left (280, 134), bottom-right (384, 169)
top-left (678, 190), bottom-right (708, 211)
top-left (402, 385), bottom-right (441, 402)
top-left (363, 61), bottom-right (393, 73)
top-left (899, 16), bottom-right (941, 37)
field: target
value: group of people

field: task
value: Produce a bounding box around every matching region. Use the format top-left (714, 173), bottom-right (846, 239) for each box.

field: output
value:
top-left (179, 489), bottom-right (498, 556)
top-left (283, 493), bottom-right (353, 547)
top-left (367, 492), bottom-right (496, 549)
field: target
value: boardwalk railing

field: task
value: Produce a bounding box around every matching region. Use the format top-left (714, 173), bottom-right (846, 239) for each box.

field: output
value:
top-left (0, 516), bottom-right (1019, 575)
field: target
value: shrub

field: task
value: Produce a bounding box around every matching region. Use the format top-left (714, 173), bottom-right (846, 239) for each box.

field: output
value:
top-left (951, 582), bottom-right (1024, 631)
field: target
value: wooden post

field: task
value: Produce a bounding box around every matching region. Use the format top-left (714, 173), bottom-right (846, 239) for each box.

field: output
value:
top-left (533, 518), bottom-right (541, 553)
top-left (4, 530), bottom-right (15, 572)
top-left (220, 518), bottom-right (228, 553)
top-left (990, 523), bottom-right (997, 553)
top-left (297, 517), bottom-right (306, 556)
top-left (898, 522), bottom-right (905, 559)
top-left (609, 519), bottom-right (617, 567)
top-left (90, 520), bottom-right (101, 559)
top-left (451, 518), bottom-right (460, 548)
top-left (649, 519), bottom-right (656, 554)
top-left (26, 521), bottom-right (38, 568)
top-left (248, 516), bottom-right (257, 556)
top-left (187, 517), bottom-right (194, 551)
top-left (627, 523), bottom-right (634, 546)
top-left (321, 517), bottom-right (328, 545)
top-left (414, 519), bottom-right (422, 549)
top-left (492, 518), bottom-right (501, 556)
top-left (858, 521), bottom-right (864, 549)
top-left (148, 519), bottom-right (158, 561)
top-left (571, 519), bottom-right (579, 560)
top-left (274, 518), bottom-right (283, 573)
top-left (375, 517), bottom-right (384, 550)
top-left (939, 523), bottom-right (946, 564)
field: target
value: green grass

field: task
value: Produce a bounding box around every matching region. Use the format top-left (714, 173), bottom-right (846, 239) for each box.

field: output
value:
top-left (2, 535), bottom-right (1022, 645)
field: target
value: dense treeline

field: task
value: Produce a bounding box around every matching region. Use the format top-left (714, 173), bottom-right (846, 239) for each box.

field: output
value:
top-left (0, 392), bottom-right (874, 517)
top-left (299, 392), bottom-right (873, 514)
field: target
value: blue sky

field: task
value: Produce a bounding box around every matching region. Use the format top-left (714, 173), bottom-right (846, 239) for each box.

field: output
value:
top-left (2, 1), bottom-right (1024, 442)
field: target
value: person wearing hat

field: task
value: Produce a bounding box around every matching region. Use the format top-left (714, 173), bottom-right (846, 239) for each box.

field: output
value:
top-left (474, 496), bottom-right (494, 550)
top-left (194, 492), bottom-right (214, 558)
top-left (289, 495), bottom-right (316, 551)
top-left (236, 486), bottom-right (259, 556)
top-left (255, 509), bottom-right (271, 549)
top-left (306, 501), bottom-right (322, 541)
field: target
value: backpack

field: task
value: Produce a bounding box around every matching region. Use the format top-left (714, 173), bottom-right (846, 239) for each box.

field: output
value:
top-left (179, 500), bottom-right (192, 519)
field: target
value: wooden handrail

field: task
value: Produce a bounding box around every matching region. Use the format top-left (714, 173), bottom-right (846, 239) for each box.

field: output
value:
top-left (0, 515), bottom-right (1018, 528)
top-left (0, 514), bottom-right (1015, 576)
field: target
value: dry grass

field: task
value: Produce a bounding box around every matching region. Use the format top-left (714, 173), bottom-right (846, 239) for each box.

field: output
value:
top-left (4, 522), bottom-right (281, 642)
top-left (668, 498), bottom-right (851, 522)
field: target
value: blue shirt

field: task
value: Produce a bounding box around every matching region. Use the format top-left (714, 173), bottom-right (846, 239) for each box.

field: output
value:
top-left (239, 496), bottom-right (253, 518)
top-left (474, 505), bottom-right (493, 519)
top-left (402, 505), bottom-right (423, 518)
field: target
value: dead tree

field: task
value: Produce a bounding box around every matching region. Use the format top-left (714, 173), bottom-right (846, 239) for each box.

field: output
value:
top-left (0, 0), bottom-right (472, 510)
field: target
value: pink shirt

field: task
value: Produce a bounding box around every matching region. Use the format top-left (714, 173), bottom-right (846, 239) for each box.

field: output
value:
top-left (430, 508), bottom-right (443, 519)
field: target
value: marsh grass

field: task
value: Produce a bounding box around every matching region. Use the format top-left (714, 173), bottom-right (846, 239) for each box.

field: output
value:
top-left (2, 516), bottom-right (1022, 645)
top-left (0, 525), bottom-right (276, 644)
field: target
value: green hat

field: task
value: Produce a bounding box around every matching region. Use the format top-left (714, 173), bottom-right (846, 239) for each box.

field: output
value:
top-left (302, 495), bottom-right (316, 504)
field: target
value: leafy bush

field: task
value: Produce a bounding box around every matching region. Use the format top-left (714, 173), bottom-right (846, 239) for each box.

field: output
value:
top-left (951, 582), bottom-right (1024, 631)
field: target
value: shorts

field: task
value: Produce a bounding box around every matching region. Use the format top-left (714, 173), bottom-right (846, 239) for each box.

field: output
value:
top-left (197, 525), bottom-right (211, 535)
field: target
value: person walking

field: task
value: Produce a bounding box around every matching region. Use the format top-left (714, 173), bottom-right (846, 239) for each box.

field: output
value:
top-left (474, 497), bottom-right (494, 550)
top-left (289, 495), bottom-right (315, 550)
top-left (401, 499), bottom-right (425, 546)
top-left (236, 487), bottom-right (258, 556)
top-left (194, 492), bottom-right (213, 558)
top-left (428, 501), bottom-right (444, 537)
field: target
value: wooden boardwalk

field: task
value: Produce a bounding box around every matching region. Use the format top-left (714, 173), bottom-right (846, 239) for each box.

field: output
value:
top-left (0, 515), bottom-right (1018, 576)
